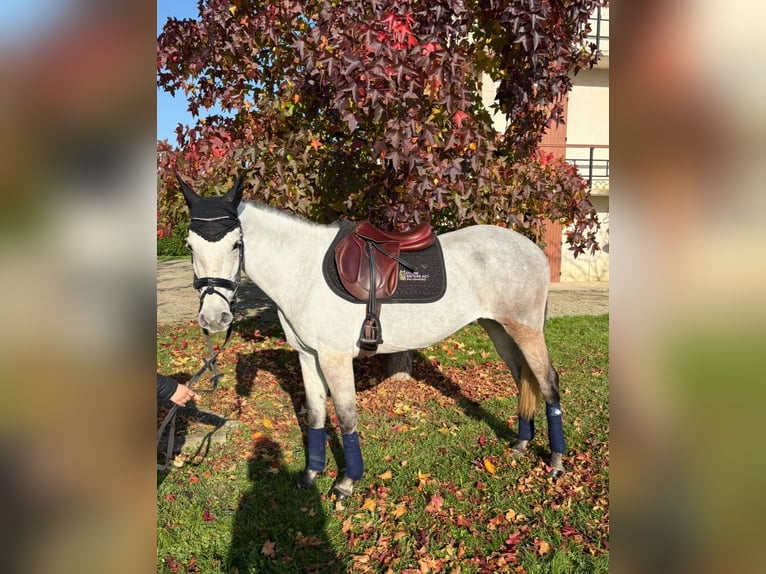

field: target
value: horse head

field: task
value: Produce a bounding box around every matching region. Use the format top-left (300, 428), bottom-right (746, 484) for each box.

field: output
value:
top-left (176, 173), bottom-right (244, 333)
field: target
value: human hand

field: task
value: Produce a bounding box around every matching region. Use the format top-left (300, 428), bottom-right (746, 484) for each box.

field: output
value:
top-left (169, 384), bottom-right (197, 407)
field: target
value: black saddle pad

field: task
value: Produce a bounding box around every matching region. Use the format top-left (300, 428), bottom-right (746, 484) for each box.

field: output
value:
top-left (322, 220), bottom-right (447, 304)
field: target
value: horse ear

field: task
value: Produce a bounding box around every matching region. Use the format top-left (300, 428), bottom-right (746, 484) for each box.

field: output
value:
top-left (225, 172), bottom-right (245, 207)
top-left (175, 172), bottom-right (200, 207)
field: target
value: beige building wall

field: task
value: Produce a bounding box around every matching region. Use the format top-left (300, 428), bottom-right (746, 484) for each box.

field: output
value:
top-left (560, 64), bottom-right (610, 282)
top-left (480, 72), bottom-right (508, 134)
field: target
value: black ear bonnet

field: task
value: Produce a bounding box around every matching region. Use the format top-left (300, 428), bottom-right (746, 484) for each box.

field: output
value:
top-left (176, 172), bottom-right (243, 242)
top-left (188, 197), bottom-right (241, 242)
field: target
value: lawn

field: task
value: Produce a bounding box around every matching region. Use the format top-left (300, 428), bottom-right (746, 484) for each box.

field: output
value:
top-left (157, 314), bottom-right (609, 573)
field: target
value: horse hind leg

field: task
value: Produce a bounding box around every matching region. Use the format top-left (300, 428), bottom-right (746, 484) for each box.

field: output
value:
top-left (490, 318), bottom-right (566, 477)
top-left (479, 319), bottom-right (539, 454)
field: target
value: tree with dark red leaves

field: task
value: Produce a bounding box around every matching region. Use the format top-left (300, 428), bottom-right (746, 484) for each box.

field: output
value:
top-left (158, 0), bottom-right (604, 256)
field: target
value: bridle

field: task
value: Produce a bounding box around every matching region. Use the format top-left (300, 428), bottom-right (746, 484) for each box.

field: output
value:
top-left (157, 217), bottom-right (244, 471)
top-left (190, 216), bottom-right (244, 324)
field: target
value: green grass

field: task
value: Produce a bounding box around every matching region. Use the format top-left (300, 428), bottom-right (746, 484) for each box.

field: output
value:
top-left (158, 255), bottom-right (188, 262)
top-left (157, 315), bottom-right (609, 573)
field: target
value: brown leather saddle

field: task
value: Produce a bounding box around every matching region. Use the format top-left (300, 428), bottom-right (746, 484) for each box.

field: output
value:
top-left (334, 221), bottom-right (436, 351)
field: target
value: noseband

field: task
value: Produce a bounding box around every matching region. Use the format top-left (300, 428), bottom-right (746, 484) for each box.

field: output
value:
top-left (192, 261), bottom-right (242, 314)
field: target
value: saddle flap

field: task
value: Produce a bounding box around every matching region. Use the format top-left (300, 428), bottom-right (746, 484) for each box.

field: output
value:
top-left (335, 232), bottom-right (400, 300)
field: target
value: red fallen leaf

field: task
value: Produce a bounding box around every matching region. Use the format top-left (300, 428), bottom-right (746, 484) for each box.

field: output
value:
top-left (475, 481), bottom-right (486, 491)
top-left (424, 494), bottom-right (444, 514)
top-left (202, 510), bottom-right (215, 522)
top-left (504, 531), bottom-right (523, 549)
top-left (164, 494), bottom-right (176, 501)
top-left (164, 555), bottom-right (182, 573)
top-left (189, 475), bottom-right (200, 484)
top-left (561, 526), bottom-right (579, 537)
top-left (478, 436), bottom-right (486, 448)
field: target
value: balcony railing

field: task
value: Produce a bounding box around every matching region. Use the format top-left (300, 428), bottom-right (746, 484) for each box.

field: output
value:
top-left (587, 6), bottom-right (609, 57)
top-left (566, 145), bottom-right (609, 192)
top-left (542, 144), bottom-right (609, 193)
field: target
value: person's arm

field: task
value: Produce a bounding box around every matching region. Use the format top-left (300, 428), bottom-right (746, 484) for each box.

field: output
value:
top-left (157, 374), bottom-right (177, 403)
top-left (157, 374), bottom-right (197, 407)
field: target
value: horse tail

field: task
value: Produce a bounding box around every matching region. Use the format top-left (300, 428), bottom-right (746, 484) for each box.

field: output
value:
top-left (518, 360), bottom-right (542, 420)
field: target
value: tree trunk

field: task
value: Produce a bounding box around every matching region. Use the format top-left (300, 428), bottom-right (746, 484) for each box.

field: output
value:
top-left (383, 351), bottom-right (413, 381)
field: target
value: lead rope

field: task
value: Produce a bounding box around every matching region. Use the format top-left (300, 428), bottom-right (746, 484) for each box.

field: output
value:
top-left (156, 325), bottom-right (234, 471)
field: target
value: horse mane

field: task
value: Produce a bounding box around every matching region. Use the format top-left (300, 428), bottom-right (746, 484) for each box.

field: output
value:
top-left (241, 200), bottom-right (341, 229)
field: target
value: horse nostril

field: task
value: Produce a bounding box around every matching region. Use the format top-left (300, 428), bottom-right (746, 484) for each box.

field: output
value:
top-left (221, 311), bottom-right (233, 325)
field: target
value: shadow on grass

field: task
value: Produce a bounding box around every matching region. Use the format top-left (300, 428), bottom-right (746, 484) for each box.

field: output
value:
top-left (231, 316), bottom-right (549, 475)
top-left (233, 347), bottom-right (347, 492)
top-left (355, 352), bottom-right (549, 463)
top-left (226, 438), bottom-right (347, 573)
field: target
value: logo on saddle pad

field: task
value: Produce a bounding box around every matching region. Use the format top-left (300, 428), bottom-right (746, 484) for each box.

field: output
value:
top-left (399, 269), bottom-right (430, 282)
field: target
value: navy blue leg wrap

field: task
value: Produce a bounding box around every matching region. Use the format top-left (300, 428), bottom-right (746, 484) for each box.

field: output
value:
top-left (518, 416), bottom-right (535, 442)
top-left (306, 427), bottom-right (327, 472)
top-left (342, 432), bottom-right (364, 481)
top-left (546, 402), bottom-right (566, 454)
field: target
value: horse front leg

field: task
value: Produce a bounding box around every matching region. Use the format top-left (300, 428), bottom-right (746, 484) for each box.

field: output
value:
top-left (295, 351), bottom-right (330, 490)
top-left (318, 350), bottom-right (363, 500)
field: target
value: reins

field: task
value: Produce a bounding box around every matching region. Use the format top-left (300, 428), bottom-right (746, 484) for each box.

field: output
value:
top-left (157, 225), bottom-right (243, 471)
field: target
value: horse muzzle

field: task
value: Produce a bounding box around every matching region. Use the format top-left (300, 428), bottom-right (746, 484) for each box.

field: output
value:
top-left (198, 309), bottom-right (233, 333)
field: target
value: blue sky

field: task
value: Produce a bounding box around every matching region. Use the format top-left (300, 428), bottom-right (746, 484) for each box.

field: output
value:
top-left (157, 1), bottom-right (203, 142)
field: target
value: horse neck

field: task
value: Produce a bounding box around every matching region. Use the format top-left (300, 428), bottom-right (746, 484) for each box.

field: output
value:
top-left (238, 202), bottom-right (332, 305)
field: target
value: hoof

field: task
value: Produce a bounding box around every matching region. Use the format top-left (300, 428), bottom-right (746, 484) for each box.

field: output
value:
top-left (296, 469), bottom-right (321, 489)
top-left (511, 440), bottom-right (529, 456)
top-left (548, 452), bottom-right (565, 479)
top-left (331, 485), bottom-right (350, 500)
top-left (330, 476), bottom-right (355, 500)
